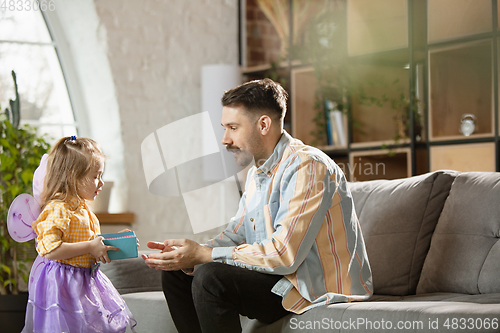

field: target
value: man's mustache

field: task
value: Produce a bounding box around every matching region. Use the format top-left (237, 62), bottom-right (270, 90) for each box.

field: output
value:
top-left (225, 145), bottom-right (241, 152)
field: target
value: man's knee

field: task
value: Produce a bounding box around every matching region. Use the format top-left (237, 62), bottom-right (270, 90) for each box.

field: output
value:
top-left (162, 269), bottom-right (180, 284)
top-left (161, 269), bottom-right (193, 293)
top-left (192, 262), bottom-right (228, 299)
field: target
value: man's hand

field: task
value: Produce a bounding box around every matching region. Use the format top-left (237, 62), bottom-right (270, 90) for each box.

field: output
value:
top-left (142, 239), bottom-right (213, 271)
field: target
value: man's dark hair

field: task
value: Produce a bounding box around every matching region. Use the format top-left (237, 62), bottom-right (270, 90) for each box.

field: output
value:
top-left (221, 78), bottom-right (288, 122)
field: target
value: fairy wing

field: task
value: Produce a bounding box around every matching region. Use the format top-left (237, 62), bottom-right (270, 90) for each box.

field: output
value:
top-left (7, 194), bottom-right (39, 242)
top-left (7, 154), bottom-right (48, 242)
top-left (33, 153), bottom-right (48, 204)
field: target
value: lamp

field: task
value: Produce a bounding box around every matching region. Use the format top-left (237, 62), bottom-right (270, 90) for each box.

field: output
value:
top-left (201, 64), bottom-right (242, 181)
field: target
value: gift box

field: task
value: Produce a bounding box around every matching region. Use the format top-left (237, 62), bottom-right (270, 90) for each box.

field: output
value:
top-left (99, 231), bottom-right (138, 260)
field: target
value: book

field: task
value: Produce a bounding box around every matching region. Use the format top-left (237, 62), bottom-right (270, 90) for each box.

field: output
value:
top-left (99, 231), bottom-right (138, 261)
top-left (325, 100), bottom-right (347, 147)
top-left (330, 110), bottom-right (347, 146)
top-left (325, 100), bottom-right (334, 145)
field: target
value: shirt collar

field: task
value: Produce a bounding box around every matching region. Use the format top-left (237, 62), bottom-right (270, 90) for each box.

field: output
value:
top-left (256, 130), bottom-right (291, 176)
top-left (66, 195), bottom-right (86, 211)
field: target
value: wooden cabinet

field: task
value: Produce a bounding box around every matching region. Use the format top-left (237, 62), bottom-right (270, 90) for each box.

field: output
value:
top-left (350, 148), bottom-right (411, 181)
top-left (349, 63), bottom-right (411, 147)
top-left (429, 40), bottom-right (493, 141)
top-left (427, 0), bottom-right (492, 43)
top-left (241, 0), bottom-right (500, 180)
top-left (347, 0), bottom-right (408, 56)
top-left (430, 143), bottom-right (496, 172)
top-left (290, 67), bottom-right (319, 147)
top-left (425, 0), bottom-right (498, 173)
top-left (290, 66), bottom-right (348, 150)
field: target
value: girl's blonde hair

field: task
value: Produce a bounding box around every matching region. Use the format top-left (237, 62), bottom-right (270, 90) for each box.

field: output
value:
top-left (40, 136), bottom-right (105, 209)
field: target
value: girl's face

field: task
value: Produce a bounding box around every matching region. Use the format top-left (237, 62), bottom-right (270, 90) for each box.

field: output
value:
top-left (78, 160), bottom-right (105, 201)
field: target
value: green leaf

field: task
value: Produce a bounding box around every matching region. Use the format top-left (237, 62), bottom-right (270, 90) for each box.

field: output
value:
top-left (21, 170), bottom-right (32, 185)
top-left (3, 278), bottom-right (15, 288)
top-left (1, 264), bottom-right (11, 275)
top-left (0, 116), bottom-right (50, 294)
top-left (1, 239), bottom-right (10, 251)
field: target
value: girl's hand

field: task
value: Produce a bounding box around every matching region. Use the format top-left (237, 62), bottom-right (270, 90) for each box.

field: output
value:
top-left (119, 228), bottom-right (140, 248)
top-left (89, 236), bottom-right (118, 264)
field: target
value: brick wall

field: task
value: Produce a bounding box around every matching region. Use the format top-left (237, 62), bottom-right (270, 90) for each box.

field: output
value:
top-left (245, 0), bottom-right (283, 67)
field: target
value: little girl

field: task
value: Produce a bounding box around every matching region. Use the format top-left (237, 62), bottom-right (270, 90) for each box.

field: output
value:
top-left (23, 136), bottom-right (137, 333)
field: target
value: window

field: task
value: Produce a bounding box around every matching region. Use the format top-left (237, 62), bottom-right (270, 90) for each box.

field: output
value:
top-left (0, 8), bottom-right (77, 143)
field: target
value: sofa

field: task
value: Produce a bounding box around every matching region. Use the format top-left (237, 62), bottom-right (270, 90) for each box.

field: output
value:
top-left (101, 170), bottom-right (500, 332)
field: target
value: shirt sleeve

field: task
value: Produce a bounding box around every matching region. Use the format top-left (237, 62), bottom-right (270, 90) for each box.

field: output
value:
top-left (33, 202), bottom-right (71, 256)
top-left (216, 158), bottom-right (337, 275)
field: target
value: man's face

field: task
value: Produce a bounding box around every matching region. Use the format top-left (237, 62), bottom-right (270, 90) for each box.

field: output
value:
top-left (221, 105), bottom-right (262, 167)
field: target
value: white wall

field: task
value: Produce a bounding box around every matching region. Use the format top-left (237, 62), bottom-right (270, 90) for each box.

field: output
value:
top-left (51, 0), bottom-right (239, 244)
top-left (45, 1), bottom-right (127, 215)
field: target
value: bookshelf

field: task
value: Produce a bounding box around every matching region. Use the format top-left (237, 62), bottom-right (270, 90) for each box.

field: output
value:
top-left (240, 0), bottom-right (500, 180)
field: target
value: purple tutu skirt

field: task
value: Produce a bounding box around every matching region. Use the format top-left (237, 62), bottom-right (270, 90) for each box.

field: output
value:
top-left (22, 256), bottom-right (137, 333)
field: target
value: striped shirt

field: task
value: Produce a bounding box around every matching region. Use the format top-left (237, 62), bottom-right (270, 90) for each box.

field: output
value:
top-left (209, 131), bottom-right (373, 314)
top-left (33, 196), bottom-right (101, 268)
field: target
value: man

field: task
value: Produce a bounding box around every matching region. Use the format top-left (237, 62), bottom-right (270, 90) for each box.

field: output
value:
top-left (143, 78), bottom-right (373, 333)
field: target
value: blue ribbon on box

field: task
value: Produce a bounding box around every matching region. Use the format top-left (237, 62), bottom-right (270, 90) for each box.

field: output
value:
top-left (99, 231), bottom-right (138, 261)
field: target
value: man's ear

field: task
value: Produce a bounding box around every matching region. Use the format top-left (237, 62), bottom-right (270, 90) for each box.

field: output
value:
top-left (258, 115), bottom-right (272, 135)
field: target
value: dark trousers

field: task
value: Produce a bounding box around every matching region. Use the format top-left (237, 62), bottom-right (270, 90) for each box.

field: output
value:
top-left (161, 262), bottom-right (291, 333)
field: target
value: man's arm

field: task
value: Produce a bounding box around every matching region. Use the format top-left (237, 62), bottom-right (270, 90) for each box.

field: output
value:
top-left (143, 239), bottom-right (213, 271)
top-left (142, 186), bottom-right (251, 271)
top-left (141, 192), bottom-right (249, 271)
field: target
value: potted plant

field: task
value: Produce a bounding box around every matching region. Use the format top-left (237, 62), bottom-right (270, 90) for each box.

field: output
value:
top-left (0, 71), bottom-right (50, 331)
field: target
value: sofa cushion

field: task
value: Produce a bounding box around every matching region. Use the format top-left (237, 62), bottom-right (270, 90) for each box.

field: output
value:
top-left (417, 172), bottom-right (500, 295)
top-left (122, 292), bottom-right (174, 333)
top-left (100, 251), bottom-right (163, 295)
top-left (348, 171), bottom-right (457, 295)
top-left (243, 293), bottom-right (500, 333)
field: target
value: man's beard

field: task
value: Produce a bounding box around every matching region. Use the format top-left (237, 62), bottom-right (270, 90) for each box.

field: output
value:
top-left (226, 145), bottom-right (254, 167)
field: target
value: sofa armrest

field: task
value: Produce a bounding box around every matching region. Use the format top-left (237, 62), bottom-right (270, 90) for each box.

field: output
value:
top-left (100, 250), bottom-right (163, 295)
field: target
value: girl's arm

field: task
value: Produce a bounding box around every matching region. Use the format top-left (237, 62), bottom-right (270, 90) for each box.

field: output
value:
top-left (44, 237), bottom-right (118, 264)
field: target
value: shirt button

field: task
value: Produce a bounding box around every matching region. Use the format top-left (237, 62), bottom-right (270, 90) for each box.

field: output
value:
top-left (250, 218), bottom-right (254, 222)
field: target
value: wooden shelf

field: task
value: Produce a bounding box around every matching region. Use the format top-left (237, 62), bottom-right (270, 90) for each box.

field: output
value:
top-left (350, 63), bottom-right (410, 145)
top-left (242, 60), bottom-right (303, 75)
top-left (319, 144), bottom-right (348, 152)
top-left (96, 213), bottom-right (135, 225)
top-left (350, 139), bottom-right (411, 150)
top-left (427, 0), bottom-right (492, 44)
top-left (349, 148), bottom-right (411, 181)
top-left (291, 67), bottom-right (321, 146)
top-left (428, 40), bottom-right (493, 141)
top-left (430, 142), bottom-right (496, 172)
top-left (347, 0), bottom-right (408, 56)
top-left (429, 133), bottom-right (494, 143)
top-left (240, 0), bottom-right (500, 181)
